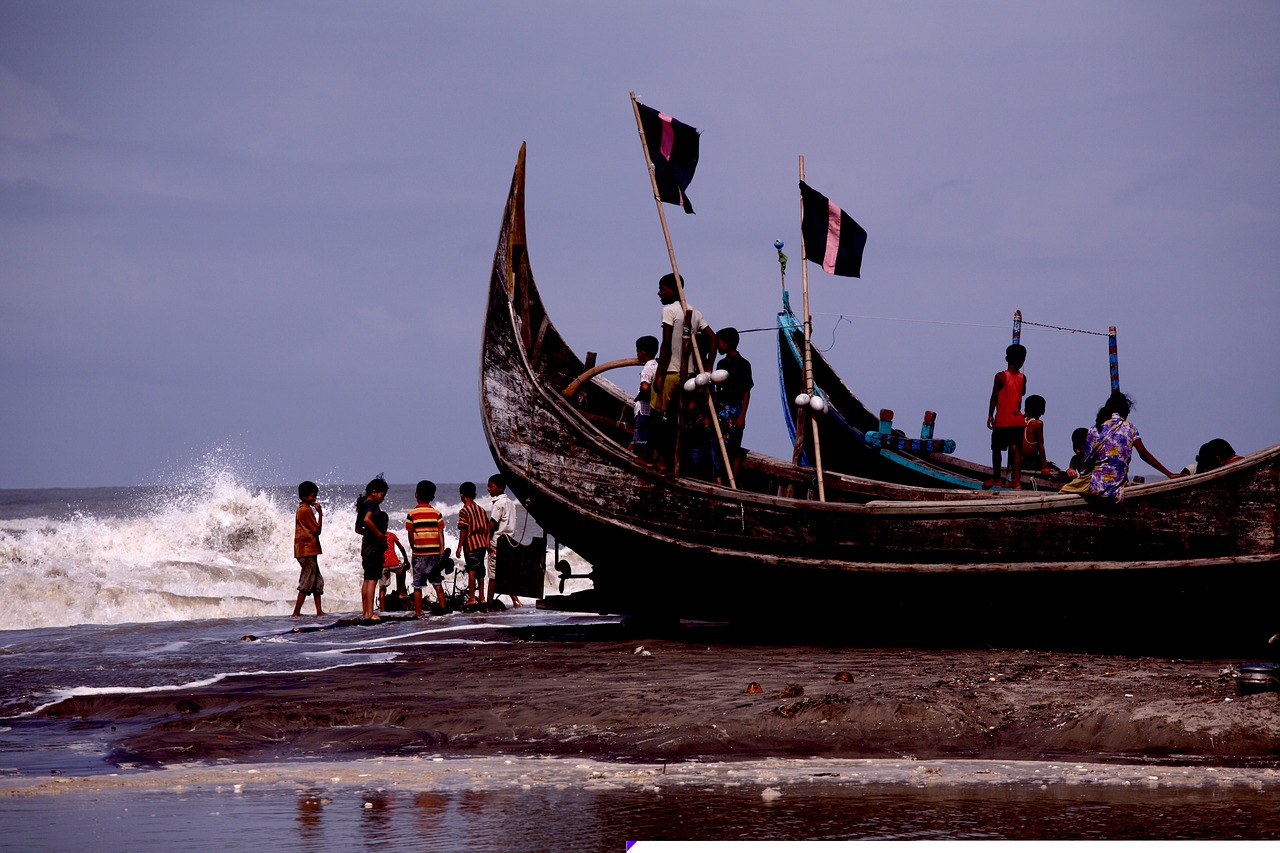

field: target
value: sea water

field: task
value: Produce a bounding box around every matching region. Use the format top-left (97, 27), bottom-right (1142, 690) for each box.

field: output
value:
top-left (3, 467), bottom-right (1280, 844)
top-left (0, 466), bottom-right (589, 633)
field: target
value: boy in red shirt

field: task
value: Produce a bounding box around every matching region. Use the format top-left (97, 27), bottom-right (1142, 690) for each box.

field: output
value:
top-left (986, 343), bottom-right (1027, 488)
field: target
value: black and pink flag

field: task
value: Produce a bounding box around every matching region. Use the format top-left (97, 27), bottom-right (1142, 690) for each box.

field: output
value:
top-left (638, 103), bottom-right (699, 214)
top-left (799, 181), bottom-right (867, 277)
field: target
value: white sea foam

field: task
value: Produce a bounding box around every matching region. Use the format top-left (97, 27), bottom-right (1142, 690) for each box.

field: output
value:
top-left (25, 657), bottom-right (400, 717)
top-left (0, 465), bottom-right (592, 630)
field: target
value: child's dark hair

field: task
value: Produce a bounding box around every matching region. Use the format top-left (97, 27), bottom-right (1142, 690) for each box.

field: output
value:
top-left (488, 473), bottom-right (506, 491)
top-left (718, 327), bottom-right (740, 350)
top-left (1005, 343), bottom-right (1027, 365)
top-left (636, 335), bottom-right (659, 358)
top-left (1024, 394), bottom-right (1046, 418)
top-left (415, 480), bottom-right (436, 502)
top-left (1071, 427), bottom-right (1089, 447)
top-left (298, 480), bottom-right (318, 500)
top-left (658, 272), bottom-right (684, 290)
top-left (1095, 391), bottom-right (1133, 426)
top-left (355, 476), bottom-right (389, 510)
top-left (460, 481), bottom-right (477, 499)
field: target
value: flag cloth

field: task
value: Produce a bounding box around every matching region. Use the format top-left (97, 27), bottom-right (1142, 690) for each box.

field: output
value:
top-left (638, 103), bottom-right (699, 214)
top-left (799, 181), bottom-right (867, 277)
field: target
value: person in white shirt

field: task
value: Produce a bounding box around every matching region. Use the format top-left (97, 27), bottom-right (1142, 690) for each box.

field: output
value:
top-left (486, 474), bottom-right (522, 608)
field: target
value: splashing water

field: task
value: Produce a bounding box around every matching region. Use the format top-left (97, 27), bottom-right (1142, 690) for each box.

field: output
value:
top-left (0, 457), bottom-right (589, 630)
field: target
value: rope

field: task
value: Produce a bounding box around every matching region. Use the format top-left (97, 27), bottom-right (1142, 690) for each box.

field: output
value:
top-left (742, 314), bottom-right (1108, 345)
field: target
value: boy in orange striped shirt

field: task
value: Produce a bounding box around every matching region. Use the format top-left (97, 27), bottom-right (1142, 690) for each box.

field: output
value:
top-left (406, 480), bottom-right (448, 617)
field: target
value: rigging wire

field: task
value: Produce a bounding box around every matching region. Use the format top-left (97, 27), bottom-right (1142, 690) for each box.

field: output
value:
top-left (740, 312), bottom-right (1109, 354)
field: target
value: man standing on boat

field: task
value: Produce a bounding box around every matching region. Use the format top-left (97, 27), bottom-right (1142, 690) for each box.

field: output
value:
top-left (653, 273), bottom-right (714, 473)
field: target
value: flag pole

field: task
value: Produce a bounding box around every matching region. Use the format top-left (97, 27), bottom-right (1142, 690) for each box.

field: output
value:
top-left (1108, 326), bottom-right (1120, 391)
top-left (629, 92), bottom-right (736, 489)
top-left (797, 155), bottom-right (826, 502)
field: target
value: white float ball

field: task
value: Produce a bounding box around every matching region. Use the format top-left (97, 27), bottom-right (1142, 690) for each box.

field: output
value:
top-left (794, 393), bottom-right (811, 407)
top-left (683, 378), bottom-right (698, 393)
top-left (694, 372), bottom-right (711, 387)
top-left (710, 369), bottom-right (729, 384)
top-left (809, 395), bottom-right (827, 413)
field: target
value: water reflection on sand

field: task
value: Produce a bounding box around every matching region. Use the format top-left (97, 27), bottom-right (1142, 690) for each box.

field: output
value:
top-left (4, 756), bottom-right (1279, 846)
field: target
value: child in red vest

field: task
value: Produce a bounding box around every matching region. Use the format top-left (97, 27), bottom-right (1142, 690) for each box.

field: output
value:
top-left (986, 343), bottom-right (1027, 488)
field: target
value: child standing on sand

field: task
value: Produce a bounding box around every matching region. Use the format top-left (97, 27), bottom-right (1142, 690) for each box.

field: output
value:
top-left (986, 343), bottom-right (1027, 489)
top-left (486, 473), bottom-right (522, 610)
top-left (457, 481), bottom-right (491, 609)
top-left (406, 480), bottom-right (449, 617)
top-left (355, 476), bottom-right (389, 621)
top-left (377, 521), bottom-right (410, 612)
top-left (291, 481), bottom-right (324, 617)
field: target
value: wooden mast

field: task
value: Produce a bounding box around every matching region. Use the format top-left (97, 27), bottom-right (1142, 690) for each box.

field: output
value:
top-left (629, 92), bottom-right (736, 489)
top-left (797, 155), bottom-right (826, 502)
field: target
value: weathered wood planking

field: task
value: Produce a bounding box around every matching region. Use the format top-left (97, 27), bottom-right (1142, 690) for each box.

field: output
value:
top-left (479, 146), bottom-right (1280, 652)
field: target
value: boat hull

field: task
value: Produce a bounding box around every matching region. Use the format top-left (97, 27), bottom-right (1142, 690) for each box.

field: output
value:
top-left (481, 147), bottom-right (1280, 654)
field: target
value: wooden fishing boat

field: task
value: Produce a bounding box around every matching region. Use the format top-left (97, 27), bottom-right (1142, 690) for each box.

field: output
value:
top-left (481, 146), bottom-right (1280, 653)
top-left (777, 297), bottom-right (1055, 490)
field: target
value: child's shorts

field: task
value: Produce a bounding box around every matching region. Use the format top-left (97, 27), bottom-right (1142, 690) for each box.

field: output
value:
top-left (991, 425), bottom-right (1024, 452)
top-left (412, 554), bottom-right (446, 588)
top-left (463, 548), bottom-right (485, 576)
top-left (296, 556), bottom-right (323, 595)
top-left (379, 564), bottom-right (407, 589)
top-left (632, 412), bottom-right (651, 449)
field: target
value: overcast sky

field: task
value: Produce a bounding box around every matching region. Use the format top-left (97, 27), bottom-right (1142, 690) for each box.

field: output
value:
top-left (2, 0), bottom-right (1277, 489)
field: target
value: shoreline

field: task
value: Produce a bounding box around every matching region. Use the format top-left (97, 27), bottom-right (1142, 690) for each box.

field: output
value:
top-left (23, 621), bottom-right (1280, 776)
top-left (6, 754), bottom-right (1280, 798)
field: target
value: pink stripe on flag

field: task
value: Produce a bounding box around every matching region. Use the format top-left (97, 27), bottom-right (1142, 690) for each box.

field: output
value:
top-left (658, 112), bottom-right (675, 161)
top-left (823, 199), bottom-right (842, 274)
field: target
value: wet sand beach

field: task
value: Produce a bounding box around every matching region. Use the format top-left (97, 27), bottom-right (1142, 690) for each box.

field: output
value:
top-left (28, 620), bottom-right (1280, 770)
top-left (8, 618), bottom-right (1280, 844)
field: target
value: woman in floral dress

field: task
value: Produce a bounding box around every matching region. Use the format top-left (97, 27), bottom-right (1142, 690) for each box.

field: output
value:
top-left (1078, 391), bottom-right (1179, 502)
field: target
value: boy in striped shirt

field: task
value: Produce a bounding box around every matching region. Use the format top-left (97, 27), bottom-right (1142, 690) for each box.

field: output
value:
top-left (457, 481), bottom-right (492, 609)
top-left (406, 480), bottom-right (448, 617)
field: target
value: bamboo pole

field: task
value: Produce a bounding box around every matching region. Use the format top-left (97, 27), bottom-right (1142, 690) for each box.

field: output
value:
top-left (1108, 326), bottom-right (1120, 391)
top-left (629, 92), bottom-right (736, 489)
top-left (797, 155), bottom-right (825, 502)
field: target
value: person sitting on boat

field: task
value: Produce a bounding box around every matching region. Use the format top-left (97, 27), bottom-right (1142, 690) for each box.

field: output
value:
top-left (713, 326), bottom-right (753, 483)
top-left (1018, 394), bottom-right (1054, 477)
top-left (986, 343), bottom-right (1028, 489)
top-left (1194, 438), bottom-right (1243, 474)
top-left (1066, 427), bottom-right (1090, 478)
top-left (653, 273), bottom-right (715, 472)
top-left (1061, 391), bottom-right (1179, 503)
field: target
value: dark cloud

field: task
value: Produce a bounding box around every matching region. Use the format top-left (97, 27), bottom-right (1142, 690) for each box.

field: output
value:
top-left (1, 1), bottom-right (1277, 487)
